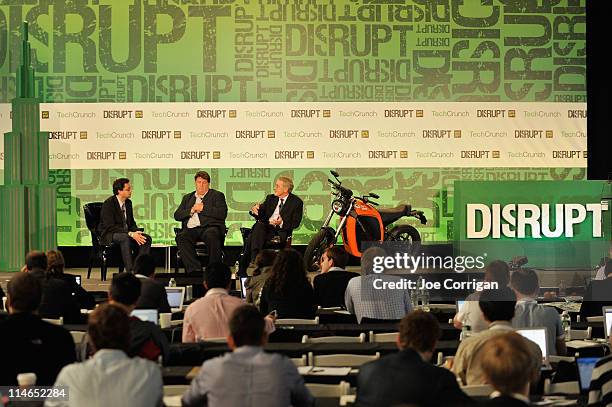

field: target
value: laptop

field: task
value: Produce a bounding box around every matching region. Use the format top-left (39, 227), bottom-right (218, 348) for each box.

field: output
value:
top-left (456, 300), bottom-right (466, 313)
top-left (516, 327), bottom-right (548, 358)
top-left (240, 277), bottom-right (248, 299)
top-left (577, 357), bottom-right (600, 393)
top-left (603, 306), bottom-right (612, 339)
top-left (131, 309), bottom-right (159, 325)
top-left (165, 287), bottom-right (186, 312)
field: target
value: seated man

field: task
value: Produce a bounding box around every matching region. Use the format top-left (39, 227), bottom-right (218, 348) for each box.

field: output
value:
top-left (587, 326), bottom-right (612, 406)
top-left (174, 171), bottom-right (228, 272)
top-left (511, 268), bottom-right (566, 356)
top-left (313, 246), bottom-right (358, 308)
top-left (480, 332), bottom-right (537, 406)
top-left (81, 273), bottom-right (169, 363)
top-left (580, 259), bottom-right (612, 318)
top-left (98, 177), bottom-right (152, 272)
top-left (182, 305), bottom-right (314, 407)
top-left (356, 310), bottom-right (471, 406)
top-left (47, 304), bottom-right (163, 407)
top-left (345, 247), bottom-right (412, 323)
top-left (133, 254), bottom-right (171, 313)
top-left (239, 176), bottom-right (303, 276)
top-left (451, 287), bottom-right (541, 385)
top-left (182, 263), bottom-right (244, 342)
top-left (0, 273), bottom-right (75, 385)
top-left (594, 244), bottom-right (612, 280)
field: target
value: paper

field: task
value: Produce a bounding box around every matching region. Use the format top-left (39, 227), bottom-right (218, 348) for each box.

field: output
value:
top-left (297, 366), bottom-right (313, 375)
top-left (333, 310), bottom-right (352, 315)
top-left (307, 367), bottom-right (352, 376)
top-left (565, 340), bottom-right (602, 349)
top-left (163, 396), bottom-right (182, 407)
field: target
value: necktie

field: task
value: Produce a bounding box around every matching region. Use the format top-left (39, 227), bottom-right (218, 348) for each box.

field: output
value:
top-left (121, 203), bottom-right (127, 227)
top-left (279, 198), bottom-right (284, 211)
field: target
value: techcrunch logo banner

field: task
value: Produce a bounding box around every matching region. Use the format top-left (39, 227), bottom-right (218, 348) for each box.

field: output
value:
top-left (0, 1), bottom-right (585, 103)
top-left (0, 102), bottom-right (587, 168)
top-left (454, 181), bottom-right (611, 269)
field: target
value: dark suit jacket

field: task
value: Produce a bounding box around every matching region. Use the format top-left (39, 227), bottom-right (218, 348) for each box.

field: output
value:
top-left (580, 277), bottom-right (612, 318)
top-left (313, 268), bottom-right (359, 308)
top-left (135, 275), bottom-right (171, 313)
top-left (53, 273), bottom-right (96, 310)
top-left (356, 348), bottom-right (473, 407)
top-left (260, 279), bottom-right (316, 319)
top-left (30, 269), bottom-right (82, 324)
top-left (253, 193), bottom-right (303, 238)
top-left (479, 395), bottom-right (529, 406)
top-left (174, 189), bottom-right (228, 230)
top-left (98, 195), bottom-right (139, 245)
top-left (0, 313), bottom-right (76, 385)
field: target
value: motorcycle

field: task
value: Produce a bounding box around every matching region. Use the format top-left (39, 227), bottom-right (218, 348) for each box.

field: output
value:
top-left (304, 170), bottom-right (428, 272)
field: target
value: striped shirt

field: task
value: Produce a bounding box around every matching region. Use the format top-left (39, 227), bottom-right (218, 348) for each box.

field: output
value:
top-left (345, 274), bottom-right (412, 323)
top-left (588, 355), bottom-right (612, 407)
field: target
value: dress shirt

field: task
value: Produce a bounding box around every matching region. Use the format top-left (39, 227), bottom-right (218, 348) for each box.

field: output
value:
top-left (512, 298), bottom-right (564, 356)
top-left (182, 288), bottom-right (244, 342)
top-left (345, 274), bottom-right (412, 323)
top-left (454, 291), bottom-right (488, 333)
top-left (44, 349), bottom-right (163, 407)
top-left (268, 195), bottom-right (288, 227)
top-left (181, 346), bottom-right (314, 407)
top-left (187, 192), bottom-right (207, 228)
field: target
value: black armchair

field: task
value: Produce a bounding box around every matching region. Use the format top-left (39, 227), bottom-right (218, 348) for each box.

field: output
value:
top-left (174, 226), bottom-right (228, 273)
top-left (83, 202), bottom-right (124, 281)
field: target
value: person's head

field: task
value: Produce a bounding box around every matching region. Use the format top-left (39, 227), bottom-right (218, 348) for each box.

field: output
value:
top-left (227, 305), bottom-right (267, 349)
top-left (204, 262), bottom-right (232, 290)
top-left (605, 259), bottom-right (612, 278)
top-left (478, 287), bottom-right (517, 324)
top-left (484, 260), bottom-right (510, 286)
top-left (6, 273), bottom-right (42, 314)
top-left (397, 310), bottom-right (440, 361)
top-left (254, 250), bottom-right (277, 270)
top-left (194, 171), bottom-right (211, 195)
top-left (268, 249), bottom-right (307, 294)
top-left (320, 246), bottom-right (349, 273)
top-left (360, 246), bottom-right (387, 275)
top-left (109, 272), bottom-right (141, 310)
top-left (46, 250), bottom-right (65, 276)
top-left (510, 268), bottom-right (540, 298)
top-left (133, 254), bottom-right (155, 277)
top-left (480, 332), bottom-right (536, 396)
top-left (273, 176), bottom-right (293, 197)
top-left (87, 303), bottom-right (131, 354)
top-left (112, 178), bottom-right (132, 200)
top-left (25, 250), bottom-right (47, 272)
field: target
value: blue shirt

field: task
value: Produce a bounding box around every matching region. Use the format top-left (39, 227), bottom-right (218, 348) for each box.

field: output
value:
top-left (345, 274), bottom-right (412, 323)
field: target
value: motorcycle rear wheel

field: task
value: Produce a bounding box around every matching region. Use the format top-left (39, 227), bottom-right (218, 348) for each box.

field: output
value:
top-left (387, 224), bottom-right (422, 256)
top-left (304, 228), bottom-right (335, 272)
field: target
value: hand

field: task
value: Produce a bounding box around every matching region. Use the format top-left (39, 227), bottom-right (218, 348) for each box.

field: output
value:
top-left (269, 216), bottom-right (282, 227)
top-left (251, 203), bottom-right (260, 216)
top-left (131, 231), bottom-right (147, 245)
top-left (192, 202), bottom-right (204, 214)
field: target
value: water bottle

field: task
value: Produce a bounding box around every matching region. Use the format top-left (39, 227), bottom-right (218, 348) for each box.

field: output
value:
top-left (234, 261), bottom-right (240, 278)
top-left (460, 325), bottom-right (472, 341)
top-left (168, 277), bottom-right (176, 287)
top-left (561, 311), bottom-right (571, 340)
top-left (415, 276), bottom-right (424, 309)
top-left (558, 279), bottom-right (566, 297)
top-left (421, 285), bottom-right (430, 312)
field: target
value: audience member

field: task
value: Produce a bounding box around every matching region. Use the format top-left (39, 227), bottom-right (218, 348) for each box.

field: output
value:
top-left (587, 326), bottom-right (612, 406)
top-left (25, 250), bottom-right (81, 323)
top-left (260, 249), bottom-right (316, 319)
top-left (451, 287), bottom-right (541, 385)
top-left (46, 250), bottom-right (96, 310)
top-left (183, 263), bottom-right (244, 342)
top-left (345, 247), bottom-right (412, 323)
top-left (594, 244), bottom-right (612, 280)
top-left (0, 284), bottom-right (5, 311)
top-left (182, 305), bottom-right (314, 407)
top-left (511, 268), bottom-right (566, 356)
top-left (580, 259), bottom-right (612, 318)
top-left (46, 304), bottom-right (163, 407)
top-left (0, 273), bottom-right (75, 385)
top-left (356, 310), bottom-right (472, 406)
top-left (454, 260), bottom-right (509, 333)
top-left (133, 254), bottom-right (171, 313)
top-left (480, 332), bottom-right (537, 406)
top-left (245, 249), bottom-right (277, 307)
top-left (313, 246), bottom-right (358, 308)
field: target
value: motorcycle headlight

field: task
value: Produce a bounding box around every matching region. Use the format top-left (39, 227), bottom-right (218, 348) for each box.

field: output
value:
top-left (332, 199), bottom-right (345, 214)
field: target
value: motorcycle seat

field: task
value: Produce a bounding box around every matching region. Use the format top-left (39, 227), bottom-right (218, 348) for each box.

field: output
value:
top-left (378, 204), bottom-right (412, 226)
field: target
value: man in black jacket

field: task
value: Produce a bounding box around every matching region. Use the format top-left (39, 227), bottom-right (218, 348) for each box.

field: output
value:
top-left (98, 178), bottom-right (152, 272)
top-left (174, 171), bottom-right (228, 272)
top-left (134, 254), bottom-right (171, 313)
top-left (580, 259), bottom-right (612, 318)
top-left (356, 310), bottom-right (473, 407)
top-left (239, 176), bottom-right (303, 276)
top-left (313, 246), bottom-right (358, 308)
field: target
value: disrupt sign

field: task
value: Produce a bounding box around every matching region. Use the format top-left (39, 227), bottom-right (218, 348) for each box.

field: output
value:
top-left (467, 203), bottom-right (607, 238)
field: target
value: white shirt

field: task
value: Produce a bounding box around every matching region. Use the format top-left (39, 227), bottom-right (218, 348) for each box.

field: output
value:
top-left (45, 349), bottom-right (163, 407)
top-left (595, 265), bottom-right (606, 280)
top-left (268, 195), bottom-right (288, 227)
top-left (187, 192), bottom-right (206, 228)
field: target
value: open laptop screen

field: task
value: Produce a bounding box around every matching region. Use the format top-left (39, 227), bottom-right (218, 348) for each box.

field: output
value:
top-left (456, 300), bottom-right (466, 313)
top-left (75, 275), bottom-right (81, 286)
top-left (165, 287), bottom-right (185, 309)
top-left (577, 357), bottom-right (600, 392)
top-left (131, 309), bottom-right (159, 325)
top-left (516, 327), bottom-right (548, 358)
top-left (604, 307), bottom-right (612, 339)
top-left (240, 277), bottom-right (248, 299)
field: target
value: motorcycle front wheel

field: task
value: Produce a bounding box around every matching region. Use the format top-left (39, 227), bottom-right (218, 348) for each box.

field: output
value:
top-left (387, 224), bottom-right (422, 256)
top-left (304, 228), bottom-right (335, 272)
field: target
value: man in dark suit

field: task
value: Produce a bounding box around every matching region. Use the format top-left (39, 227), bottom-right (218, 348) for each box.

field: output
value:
top-left (0, 272), bottom-right (76, 385)
top-left (580, 259), bottom-right (612, 318)
top-left (174, 171), bottom-right (228, 272)
top-left (98, 178), bottom-right (152, 272)
top-left (133, 254), bottom-right (171, 313)
top-left (313, 246), bottom-right (358, 308)
top-left (239, 176), bottom-right (303, 276)
top-left (356, 310), bottom-right (472, 407)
